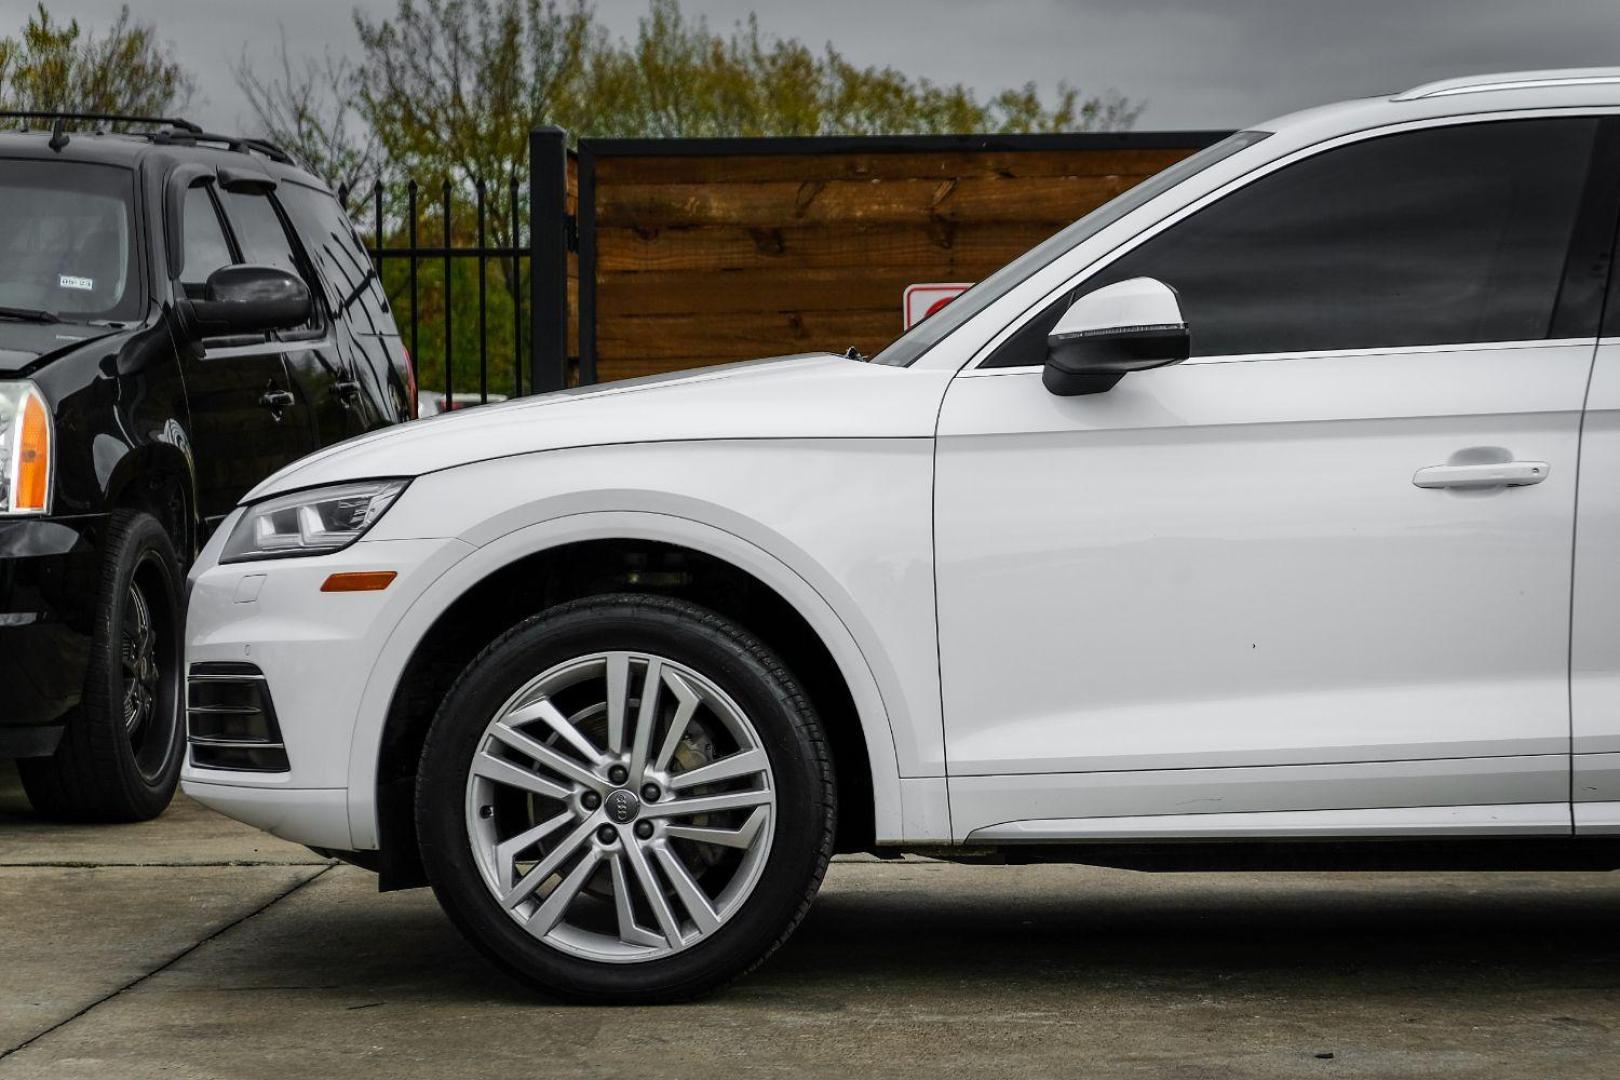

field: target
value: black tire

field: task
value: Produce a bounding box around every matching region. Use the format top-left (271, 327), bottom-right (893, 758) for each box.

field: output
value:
top-left (19, 510), bottom-right (184, 822)
top-left (416, 594), bottom-right (836, 1003)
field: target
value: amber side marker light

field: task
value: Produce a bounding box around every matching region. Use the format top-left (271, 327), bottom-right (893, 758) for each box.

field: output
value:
top-left (320, 571), bottom-right (398, 593)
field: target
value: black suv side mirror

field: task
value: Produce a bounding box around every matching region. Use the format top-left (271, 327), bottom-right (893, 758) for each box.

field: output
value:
top-left (181, 265), bottom-right (311, 338)
top-left (1044, 277), bottom-right (1190, 396)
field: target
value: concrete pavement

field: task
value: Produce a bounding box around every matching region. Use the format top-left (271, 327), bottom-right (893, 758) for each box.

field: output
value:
top-left (4, 760), bottom-right (1620, 1078)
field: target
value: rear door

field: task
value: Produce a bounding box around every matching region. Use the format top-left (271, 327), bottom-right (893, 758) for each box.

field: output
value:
top-left (277, 181), bottom-right (412, 431)
top-left (174, 181), bottom-right (314, 529)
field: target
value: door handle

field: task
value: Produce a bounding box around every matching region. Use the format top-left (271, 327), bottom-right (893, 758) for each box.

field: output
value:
top-left (258, 389), bottom-right (295, 411)
top-left (1412, 460), bottom-right (1549, 490)
top-left (333, 379), bottom-right (362, 401)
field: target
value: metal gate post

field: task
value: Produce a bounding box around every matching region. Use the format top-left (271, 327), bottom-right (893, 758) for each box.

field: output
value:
top-left (528, 126), bottom-right (569, 394)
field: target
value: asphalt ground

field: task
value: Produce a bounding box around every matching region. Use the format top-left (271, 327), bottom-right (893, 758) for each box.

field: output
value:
top-left (4, 759), bottom-right (1620, 1078)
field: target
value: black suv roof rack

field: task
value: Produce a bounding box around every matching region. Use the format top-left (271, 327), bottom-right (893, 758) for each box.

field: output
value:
top-left (0, 109), bottom-right (202, 133)
top-left (0, 110), bottom-right (296, 166)
top-left (149, 130), bottom-right (296, 166)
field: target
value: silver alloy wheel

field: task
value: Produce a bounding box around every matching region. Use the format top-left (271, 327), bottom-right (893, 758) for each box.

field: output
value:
top-left (464, 651), bottom-right (777, 964)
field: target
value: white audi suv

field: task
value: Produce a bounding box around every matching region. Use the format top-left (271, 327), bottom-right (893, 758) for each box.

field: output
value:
top-left (185, 69), bottom-right (1620, 1001)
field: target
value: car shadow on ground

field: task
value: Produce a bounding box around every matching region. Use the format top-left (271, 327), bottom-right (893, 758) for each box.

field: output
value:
top-left (785, 878), bottom-right (1620, 996)
top-left (215, 860), bottom-right (1620, 1009)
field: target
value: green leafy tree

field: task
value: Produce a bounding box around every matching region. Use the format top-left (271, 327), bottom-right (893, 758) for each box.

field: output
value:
top-left (354, 0), bottom-right (593, 201)
top-left (0, 3), bottom-right (192, 121)
top-left (581, 2), bottom-right (1139, 138)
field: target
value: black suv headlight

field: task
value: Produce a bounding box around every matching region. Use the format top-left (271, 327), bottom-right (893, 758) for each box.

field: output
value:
top-left (221, 479), bottom-right (409, 563)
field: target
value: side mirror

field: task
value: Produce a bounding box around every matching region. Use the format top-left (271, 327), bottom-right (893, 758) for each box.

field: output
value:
top-left (181, 265), bottom-right (311, 338)
top-left (1044, 277), bottom-right (1190, 396)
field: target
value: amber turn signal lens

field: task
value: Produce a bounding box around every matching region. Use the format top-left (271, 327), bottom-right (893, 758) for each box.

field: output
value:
top-left (320, 571), bottom-right (397, 593)
top-left (14, 390), bottom-right (50, 512)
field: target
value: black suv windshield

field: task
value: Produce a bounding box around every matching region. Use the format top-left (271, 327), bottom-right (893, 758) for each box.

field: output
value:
top-left (870, 130), bottom-right (1270, 367)
top-left (0, 159), bottom-right (141, 324)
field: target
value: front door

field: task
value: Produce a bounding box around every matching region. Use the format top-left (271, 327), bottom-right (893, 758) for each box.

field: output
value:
top-left (936, 117), bottom-right (1612, 841)
top-left (174, 181), bottom-right (316, 529)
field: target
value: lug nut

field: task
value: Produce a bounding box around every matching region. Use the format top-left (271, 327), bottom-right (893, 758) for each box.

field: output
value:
top-left (581, 791), bottom-right (601, 810)
top-left (597, 825), bottom-right (618, 844)
top-left (641, 783), bottom-right (661, 802)
top-left (608, 765), bottom-right (629, 785)
top-left (634, 821), bottom-right (654, 840)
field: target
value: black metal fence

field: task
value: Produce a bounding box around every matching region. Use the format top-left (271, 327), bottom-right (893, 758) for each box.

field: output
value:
top-left (348, 127), bottom-right (572, 414)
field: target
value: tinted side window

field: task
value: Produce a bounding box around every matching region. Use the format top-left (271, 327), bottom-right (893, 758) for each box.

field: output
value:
top-left (986, 119), bottom-right (1596, 366)
top-left (219, 190), bottom-right (303, 278)
top-left (277, 182), bottom-right (383, 321)
top-left (180, 185), bottom-right (234, 296)
top-left (219, 189), bottom-right (321, 330)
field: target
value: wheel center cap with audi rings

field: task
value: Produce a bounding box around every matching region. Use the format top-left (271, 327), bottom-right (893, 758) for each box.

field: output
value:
top-left (604, 788), bottom-right (642, 824)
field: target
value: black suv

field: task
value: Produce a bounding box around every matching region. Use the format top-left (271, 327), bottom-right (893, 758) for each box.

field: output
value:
top-left (0, 113), bottom-right (412, 821)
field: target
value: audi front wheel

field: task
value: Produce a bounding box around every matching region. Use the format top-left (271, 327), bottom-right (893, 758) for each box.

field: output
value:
top-left (416, 594), bottom-right (835, 1002)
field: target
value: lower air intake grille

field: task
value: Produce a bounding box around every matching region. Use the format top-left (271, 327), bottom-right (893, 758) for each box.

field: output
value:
top-left (187, 662), bottom-right (289, 772)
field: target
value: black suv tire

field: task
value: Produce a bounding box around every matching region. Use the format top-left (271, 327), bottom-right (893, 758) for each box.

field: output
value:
top-left (19, 511), bottom-right (184, 822)
top-left (416, 594), bottom-right (836, 1003)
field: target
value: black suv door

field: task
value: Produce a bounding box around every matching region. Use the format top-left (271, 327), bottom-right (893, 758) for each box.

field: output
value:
top-left (214, 186), bottom-right (354, 450)
top-left (277, 180), bottom-right (407, 434)
top-left (174, 181), bottom-right (316, 530)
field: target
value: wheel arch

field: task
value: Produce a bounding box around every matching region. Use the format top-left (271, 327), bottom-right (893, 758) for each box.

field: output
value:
top-left (103, 442), bottom-right (197, 562)
top-left (351, 512), bottom-right (906, 889)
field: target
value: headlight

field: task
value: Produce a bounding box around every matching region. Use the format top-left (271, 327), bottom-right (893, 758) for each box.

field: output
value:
top-left (0, 381), bottom-right (52, 515)
top-left (221, 479), bottom-right (409, 563)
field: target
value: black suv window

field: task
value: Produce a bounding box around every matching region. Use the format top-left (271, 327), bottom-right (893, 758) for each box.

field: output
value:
top-left (179, 184), bottom-right (234, 298)
top-left (277, 182), bottom-right (381, 318)
top-left (985, 119), bottom-right (1597, 366)
top-left (219, 189), bottom-right (322, 331)
top-left (219, 190), bottom-right (300, 274)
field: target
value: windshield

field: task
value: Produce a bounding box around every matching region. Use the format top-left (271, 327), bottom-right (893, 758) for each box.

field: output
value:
top-left (0, 160), bottom-right (141, 324)
top-left (871, 130), bottom-right (1271, 367)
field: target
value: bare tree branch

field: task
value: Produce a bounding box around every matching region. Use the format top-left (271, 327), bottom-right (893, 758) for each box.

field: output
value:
top-left (234, 26), bottom-right (380, 195)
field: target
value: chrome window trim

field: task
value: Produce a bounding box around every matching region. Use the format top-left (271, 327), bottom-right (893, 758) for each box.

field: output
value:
top-left (201, 335), bottom-right (337, 361)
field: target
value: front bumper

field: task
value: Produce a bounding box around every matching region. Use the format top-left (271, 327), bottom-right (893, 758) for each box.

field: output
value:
top-left (181, 526), bottom-right (466, 849)
top-left (0, 515), bottom-right (103, 756)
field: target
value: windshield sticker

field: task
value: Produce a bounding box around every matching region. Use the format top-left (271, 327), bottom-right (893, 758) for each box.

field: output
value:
top-left (58, 275), bottom-right (94, 291)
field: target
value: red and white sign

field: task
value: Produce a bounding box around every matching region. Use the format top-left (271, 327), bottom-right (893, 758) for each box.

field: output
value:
top-left (903, 282), bottom-right (973, 330)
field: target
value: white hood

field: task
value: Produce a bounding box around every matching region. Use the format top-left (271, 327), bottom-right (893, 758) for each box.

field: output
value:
top-left (247, 354), bottom-right (949, 500)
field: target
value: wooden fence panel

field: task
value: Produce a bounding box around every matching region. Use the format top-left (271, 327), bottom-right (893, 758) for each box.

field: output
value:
top-left (575, 133), bottom-right (1227, 383)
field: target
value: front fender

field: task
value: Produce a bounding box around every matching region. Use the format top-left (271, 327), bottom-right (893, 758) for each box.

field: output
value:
top-left (350, 439), bottom-right (947, 846)
top-left (348, 510), bottom-right (918, 846)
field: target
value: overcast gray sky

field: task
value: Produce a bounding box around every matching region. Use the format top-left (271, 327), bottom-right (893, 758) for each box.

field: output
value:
top-left (23, 0), bottom-right (1620, 133)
